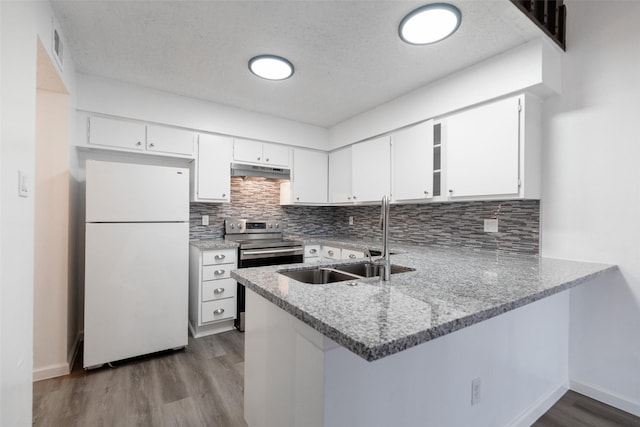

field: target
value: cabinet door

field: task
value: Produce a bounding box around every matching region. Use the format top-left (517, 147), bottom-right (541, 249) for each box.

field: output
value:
top-left (446, 97), bottom-right (520, 198)
top-left (195, 134), bottom-right (232, 202)
top-left (393, 120), bottom-right (434, 201)
top-left (352, 136), bottom-right (391, 202)
top-left (88, 116), bottom-right (146, 151)
top-left (328, 147), bottom-right (352, 203)
top-left (146, 125), bottom-right (195, 156)
top-left (292, 149), bottom-right (327, 203)
top-left (262, 143), bottom-right (290, 167)
top-left (234, 139), bottom-right (263, 163)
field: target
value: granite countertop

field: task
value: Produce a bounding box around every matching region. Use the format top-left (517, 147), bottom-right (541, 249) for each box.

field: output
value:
top-left (190, 239), bottom-right (238, 250)
top-left (231, 239), bottom-right (617, 362)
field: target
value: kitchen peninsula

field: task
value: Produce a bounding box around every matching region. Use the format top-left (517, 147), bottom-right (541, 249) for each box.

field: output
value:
top-left (232, 242), bottom-right (616, 427)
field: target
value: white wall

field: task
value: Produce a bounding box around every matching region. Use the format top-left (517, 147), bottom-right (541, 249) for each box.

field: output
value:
top-left (33, 52), bottom-right (73, 381)
top-left (540, 0), bottom-right (640, 416)
top-left (0, 1), bottom-right (76, 425)
top-left (76, 74), bottom-right (329, 150)
top-left (328, 38), bottom-right (562, 149)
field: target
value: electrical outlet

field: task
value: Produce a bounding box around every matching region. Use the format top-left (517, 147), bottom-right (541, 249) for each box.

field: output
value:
top-left (471, 377), bottom-right (481, 405)
top-left (484, 219), bottom-right (498, 233)
top-left (202, 215), bottom-right (209, 226)
top-left (349, 216), bottom-right (354, 225)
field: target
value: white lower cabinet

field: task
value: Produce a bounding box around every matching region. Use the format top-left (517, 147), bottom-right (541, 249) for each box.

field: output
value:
top-left (189, 246), bottom-right (237, 338)
top-left (304, 244), bottom-right (322, 264)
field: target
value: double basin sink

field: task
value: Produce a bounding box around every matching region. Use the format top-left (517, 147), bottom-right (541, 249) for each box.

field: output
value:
top-left (278, 261), bottom-right (414, 285)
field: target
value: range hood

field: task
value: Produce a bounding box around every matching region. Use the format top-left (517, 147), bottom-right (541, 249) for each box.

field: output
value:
top-left (230, 163), bottom-right (291, 180)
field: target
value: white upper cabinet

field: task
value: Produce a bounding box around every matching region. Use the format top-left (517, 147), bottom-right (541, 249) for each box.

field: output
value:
top-left (233, 139), bottom-right (290, 167)
top-left (88, 116), bottom-right (146, 152)
top-left (392, 120), bottom-right (434, 202)
top-left (190, 134), bottom-right (233, 203)
top-left (351, 136), bottom-right (391, 202)
top-left (328, 137), bottom-right (391, 204)
top-left (87, 116), bottom-right (194, 158)
top-left (146, 125), bottom-right (195, 156)
top-left (291, 149), bottom-right (328, 204)
top-left (445, 94), bottom-right (540, 200)
top-left (328, 147), bottom-right (352, 203)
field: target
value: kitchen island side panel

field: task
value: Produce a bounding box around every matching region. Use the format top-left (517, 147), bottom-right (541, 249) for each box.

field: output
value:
top-left (245, 288), bottom-right (569, 427)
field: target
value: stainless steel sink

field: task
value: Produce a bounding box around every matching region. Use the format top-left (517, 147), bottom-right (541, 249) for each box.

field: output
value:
top-left (335, 262), bottom-right (414, 277)
top-left (278, 262), bottom-right (414, 284)
top-left (278, 268), bottom-right (361, 284)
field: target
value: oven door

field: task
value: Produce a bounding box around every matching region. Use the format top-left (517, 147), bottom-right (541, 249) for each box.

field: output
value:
top-left (235, 246), bottom-right (304, 332)
top-left (238, 247), bottom-right (304, 268)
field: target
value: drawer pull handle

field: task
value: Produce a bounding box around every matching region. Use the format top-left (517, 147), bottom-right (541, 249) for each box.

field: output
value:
top-left (309, 248), bottom-right (317, 254)
top-left (149, 142), bottom-right (155, 148)
top-left (213, 309), bottom-right (224, 315)
top-left (213, 288), bottom-right (225, 294)
top-left (214, 269), bottom-right (225, 275)
top-left (349, 254), bottom-right (356, 259)
top-left (214, 254), bottom-right (226, 260)
top-left (328, 250), bottom-right (334, 256)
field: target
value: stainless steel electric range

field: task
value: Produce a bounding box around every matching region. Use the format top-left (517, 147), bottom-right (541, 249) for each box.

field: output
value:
top-left (224, 218), bottom-right (304, 331)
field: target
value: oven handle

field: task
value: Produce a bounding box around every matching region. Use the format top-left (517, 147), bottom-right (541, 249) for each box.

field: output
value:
top-left (242, 248), bottom-right (303, 256)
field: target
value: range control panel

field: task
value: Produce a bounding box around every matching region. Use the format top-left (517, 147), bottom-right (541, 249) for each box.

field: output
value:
top-left (224, 218), bottom-right (281, 235)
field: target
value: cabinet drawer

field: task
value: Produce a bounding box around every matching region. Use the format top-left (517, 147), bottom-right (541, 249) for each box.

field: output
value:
top-left (322, 245), bottom-right (341, 260)
top-left (342, 249), bottom-right (365, 260)
top-left (305, 245), bottom-right (321, 258)
top-left (202, 278), bottom-right (237, 302)
top-left (203, 265), bottom-right (233, 281)
top-left (202, 249), bottom-right (237, 265)
top-left (201, 298), bottom-right (236, 323)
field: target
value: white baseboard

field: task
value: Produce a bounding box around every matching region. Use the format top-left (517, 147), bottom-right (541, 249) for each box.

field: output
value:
top-left (508, 382), bottom-right (568, 427)
top-left (570, 379), bottom-right (640, 417)
top-left (189, 319), bottom-right (236, 338)
top-left (33, 331), bottom-right (82, 382)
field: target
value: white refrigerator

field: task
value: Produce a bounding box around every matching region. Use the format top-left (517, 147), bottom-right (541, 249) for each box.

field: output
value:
top-left (84, 160), bottom-right (189, 368)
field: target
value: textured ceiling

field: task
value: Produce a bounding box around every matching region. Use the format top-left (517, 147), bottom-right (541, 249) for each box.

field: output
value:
top-left (51, 0), bottom-right (542, 127)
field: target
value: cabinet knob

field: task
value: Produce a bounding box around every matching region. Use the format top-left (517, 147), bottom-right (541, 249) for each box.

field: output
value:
top-left (213, 288), bottom-right (225, 294)
top-left (214, 269), bottom-right (225, 275)
top-left (424, 190), bottom-right (429, 195)
top-left (222, 193), bottom-right (226, 197)
top-left (328, 250), bottom-right (334, 256)
top-left (149, 143), bottom-right (155, 148)
top-left (309, 248), bottom-right (317, 254)
top-left (136, 141), bottom-right (142, 146)
top-left (347, 197), bottom-right (351, 200)
top-left (349, 254), bottom-right (356, 259)
top-left (353, 196), bottom-right (357, 200)
top-left (257, 157), bottom-right (261, 161)
top-left (448, 189), bottom-right (454, 194)
top-left (266, 158), bottom-right (270, 162)
top-left (214, 254), bottom-right (226, 260)
top-left (213, 309), bottom-right (225, 315)
top-left (296, 197), bottom-right (300, 201)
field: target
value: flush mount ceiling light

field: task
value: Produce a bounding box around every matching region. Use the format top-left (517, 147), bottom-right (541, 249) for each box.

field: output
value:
top-left (399, 3), bottom-right (462, 45)
top-left (248, 55), bottom-right (294, 80)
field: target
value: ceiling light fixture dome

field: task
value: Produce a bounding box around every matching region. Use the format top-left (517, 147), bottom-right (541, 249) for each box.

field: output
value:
top-left (248, 55), bottom-right (294, 80)
top-left (399, 3), bottom-right (462, 45)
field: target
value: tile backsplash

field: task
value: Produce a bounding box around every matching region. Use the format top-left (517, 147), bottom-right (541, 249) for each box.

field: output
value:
top-left (190, 177), bottom-right (540, 254)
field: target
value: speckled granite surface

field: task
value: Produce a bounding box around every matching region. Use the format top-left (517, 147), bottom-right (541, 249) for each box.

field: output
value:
top-left (190, 239), bottom-right (238, 250)
top-left (232, 240), bottom-right (617, 362)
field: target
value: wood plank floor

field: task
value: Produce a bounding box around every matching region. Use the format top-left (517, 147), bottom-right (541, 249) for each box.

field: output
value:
top-left (33, 331), bottom-right (247, 427)
top-left (533, 390), bottom-right (640, 427)
top-left (35, 330), bottom-right (640, 426)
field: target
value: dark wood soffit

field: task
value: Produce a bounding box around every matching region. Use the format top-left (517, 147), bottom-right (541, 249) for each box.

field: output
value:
top-left (510, 0), bottom-right (567, 51)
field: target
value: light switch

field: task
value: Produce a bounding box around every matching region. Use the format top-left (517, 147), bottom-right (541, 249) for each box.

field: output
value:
top-left (202, 215), bottom-right (209, 226)
top-left (18, 170), bottom-right (29, 198)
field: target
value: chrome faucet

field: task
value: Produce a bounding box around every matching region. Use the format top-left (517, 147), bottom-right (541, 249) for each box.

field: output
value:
top-left (379, 195), bottom-right (391, 281)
